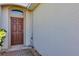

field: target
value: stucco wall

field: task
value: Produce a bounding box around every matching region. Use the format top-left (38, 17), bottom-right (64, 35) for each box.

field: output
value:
top-left (33, 4), bottom-right (79, 56)
top-left (25, 11), bottom-right (32, 47)
top-left (1, 6), bottom-right (9, 49)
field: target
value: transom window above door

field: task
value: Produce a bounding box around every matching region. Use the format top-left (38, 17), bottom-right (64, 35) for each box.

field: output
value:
top-left (10, 9), bottom-right (24, 17)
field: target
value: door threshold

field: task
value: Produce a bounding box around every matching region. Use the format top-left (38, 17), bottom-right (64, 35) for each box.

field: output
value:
top-left (8, 45), bottom-right (31, 52)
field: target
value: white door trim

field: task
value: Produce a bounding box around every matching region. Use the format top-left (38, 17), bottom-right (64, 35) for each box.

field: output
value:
top-left (8, 6), bottom-right (27, 49)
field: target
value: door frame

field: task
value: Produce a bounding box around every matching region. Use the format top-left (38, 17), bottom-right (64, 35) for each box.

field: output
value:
top-left (8, 6), bottom-right (26, 48)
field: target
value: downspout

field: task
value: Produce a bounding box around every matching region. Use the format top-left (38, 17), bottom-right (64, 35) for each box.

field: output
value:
top-left (31, 11), bottom-right (34, 48)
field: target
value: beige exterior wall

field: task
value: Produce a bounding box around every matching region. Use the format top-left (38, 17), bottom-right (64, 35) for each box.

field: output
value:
top-left (25, 11), bottom-right (32, 47)
top-left (1, 6), bottom-right (9, 49)
top-left (33, 4), bottom-right (79, 56)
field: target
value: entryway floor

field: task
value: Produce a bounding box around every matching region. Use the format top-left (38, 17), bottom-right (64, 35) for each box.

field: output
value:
top-left (0, 49), bottom-right (34, 56)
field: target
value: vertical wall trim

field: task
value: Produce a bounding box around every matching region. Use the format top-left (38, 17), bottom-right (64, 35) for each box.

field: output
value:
top-left (0, 6), bottom-right (1, 27)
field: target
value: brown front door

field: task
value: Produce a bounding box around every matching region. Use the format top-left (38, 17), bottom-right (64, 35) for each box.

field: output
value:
top-left (11, 17), bottom-right (24, 45)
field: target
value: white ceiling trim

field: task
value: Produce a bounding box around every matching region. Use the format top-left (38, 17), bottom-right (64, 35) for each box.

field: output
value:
top-left (0, 3), bottom-right (31, 7)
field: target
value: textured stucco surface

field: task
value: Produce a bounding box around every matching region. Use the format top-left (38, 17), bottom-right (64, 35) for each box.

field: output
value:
top-left (33, 4), bottom-right (79, 56)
